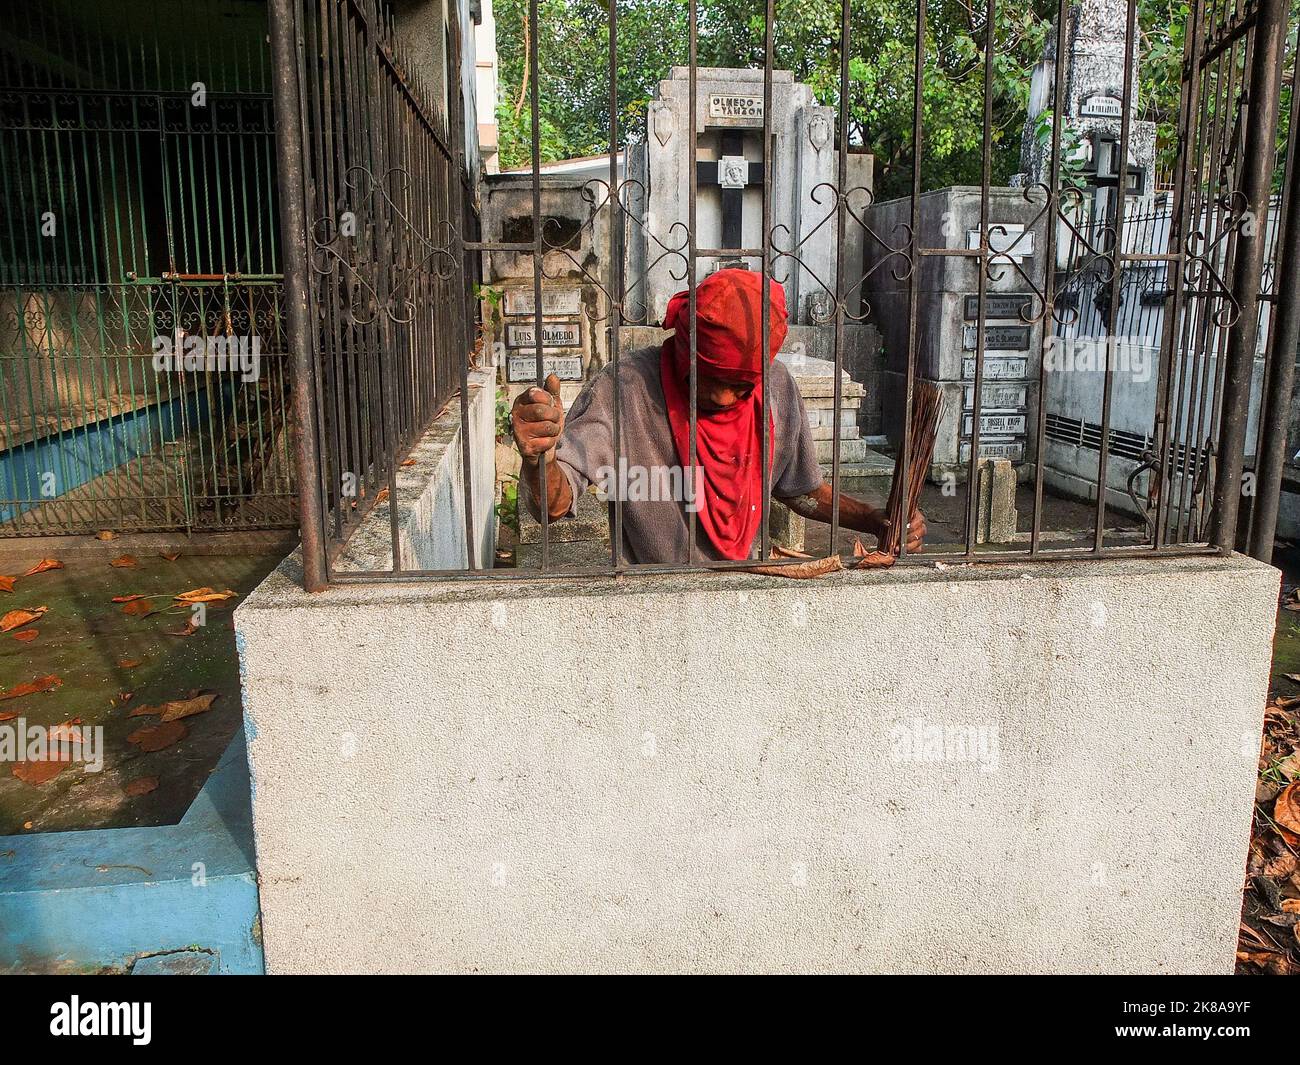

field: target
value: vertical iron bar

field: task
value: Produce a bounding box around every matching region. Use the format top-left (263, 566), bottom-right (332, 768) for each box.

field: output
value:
top-left (449, 13), bottom-right (476, 569)
top-left (1152, 0), bottom-right (1208, 548)
top-left (760, 0), bottom-right (774, 561)
top-left (1092, 0), bottom-right (1140, 552)
top-left (528, 0), bottom-right (549, 568)
top-left (829, 0), bottom-right (850, 548)
top-left (897, 0), bottom-right (926, 559)
top-left (609, 0), bottom-right (624, 571)
top-left (1246, 27), bottom-right (1299, 559)
top-left (963, 0), bottom-right (996, 556)
top-left (1210, 0), bottom-right (1288, 550)
top-left (1030, 0), bottom-right (1072, 554)
top-left (269, 0), bottom-right (327, 590)
top-left (687, 0), bottom-right (699, 565)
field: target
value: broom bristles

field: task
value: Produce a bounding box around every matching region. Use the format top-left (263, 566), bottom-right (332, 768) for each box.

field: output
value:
top-left (880, 381), bottom-right (945, 556)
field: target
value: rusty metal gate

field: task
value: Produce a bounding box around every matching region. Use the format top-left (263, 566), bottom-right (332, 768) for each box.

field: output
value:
top-left (269, 0), bottom-right (479, 588)
top-left (277, 0), bottom-right (1296, 588)
top-left (0, 0), bottom-right (295, 537)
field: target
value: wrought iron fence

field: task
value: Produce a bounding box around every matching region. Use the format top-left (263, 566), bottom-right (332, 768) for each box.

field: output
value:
top-left (280, 0), bottom-right (1297, 588)
top-left (0, 0), bottom-right (296, 536)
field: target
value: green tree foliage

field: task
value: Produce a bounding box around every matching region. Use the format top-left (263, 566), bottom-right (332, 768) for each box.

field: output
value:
top-left (490, 0), bottom-right (1245, 196)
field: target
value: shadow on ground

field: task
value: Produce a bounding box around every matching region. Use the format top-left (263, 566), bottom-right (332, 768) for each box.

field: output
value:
top-left (0, 544), bottom-right (283, 834)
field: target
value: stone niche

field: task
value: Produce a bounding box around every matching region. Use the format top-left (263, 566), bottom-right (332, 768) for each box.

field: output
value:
top-left (863, 186), bottom-right (1050, 480)
top-left (480, 173), bottom-right (614, 406)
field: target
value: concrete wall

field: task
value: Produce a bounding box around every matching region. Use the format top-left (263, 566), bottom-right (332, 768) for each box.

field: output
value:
top-left (334, 368), bottom-right (496, 572)
top-left (236, 554), bottom-right (1277, 973)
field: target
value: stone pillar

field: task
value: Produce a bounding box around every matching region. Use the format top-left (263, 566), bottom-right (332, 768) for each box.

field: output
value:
top-left (791, 106), bottom-right (838, 323)
top-left (976, 458), bottom-right (1019, 544)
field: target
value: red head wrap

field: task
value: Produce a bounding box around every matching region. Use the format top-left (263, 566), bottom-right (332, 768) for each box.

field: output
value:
top-left (659, 269), bottom-right (789, 559)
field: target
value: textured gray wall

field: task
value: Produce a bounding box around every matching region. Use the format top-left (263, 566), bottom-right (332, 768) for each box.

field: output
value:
top-left (237, 554), bottom-right (1277, 973)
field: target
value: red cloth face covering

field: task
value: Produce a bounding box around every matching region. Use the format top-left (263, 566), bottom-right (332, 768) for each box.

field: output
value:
top-left (659, 268), bottom-right (790, 560)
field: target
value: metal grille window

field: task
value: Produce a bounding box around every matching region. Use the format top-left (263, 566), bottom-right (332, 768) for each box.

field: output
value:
top-left (0, 0), bottom-right (295, 535)
top-left (272, 0), bottom-right (1299, 589)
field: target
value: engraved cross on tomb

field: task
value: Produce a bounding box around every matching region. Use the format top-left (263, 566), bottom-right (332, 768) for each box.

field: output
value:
top-left (696, 129), bottom-right (765, 255)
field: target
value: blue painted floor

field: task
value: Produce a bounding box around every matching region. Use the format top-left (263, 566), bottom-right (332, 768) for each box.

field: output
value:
top-left (0, 732), bottom-right (264, 974)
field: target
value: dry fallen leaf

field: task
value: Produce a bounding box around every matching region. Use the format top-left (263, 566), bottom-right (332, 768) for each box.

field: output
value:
top-left (124, 776), bottom-right (159, 797)
top-left (129, 691), bottom-right (219, 722)
top-left (117, 658), bottom-right (142, 669)
top-left (95, 530), bottom-right (117, 541)
top-left (23, 559), bottom-right (63, 576)
top-left (1263, 852), bottom-right (1298, 878)
top-left (159, 552), bottom-right (180, 562)
top-left (12, 630), bottom-right (38, 643)
top-left (375, 487), bottom-right (390, 504)
top-left (159, 691), bottom-right (219, 722)
top-left (112, 594), bottom-right (149, 603)
top-left (127, 720), bottom-right (188, 752)
top-left (12, 759), bottom-right (68, 786)
top-left (121, 599), bottom-right (158, 618)
top-left (0, 675), bottom-right (61, 701)
top-left (1, 606), bottom-right (47, 632)
top-left (0, 576), bottom-right (14, 592)
top-left (110, 555), bottom-right (138, 568)
top-left (168, 620), bottom-right (198, 638)
top-left (173, 587), bottom-right (236, 604)
top-left (400, 458), bottom-right (417, 467)
top-left (0, 710), bottom-right (17, 721)
top-left (1275, 782), bottom-right (1300, 845)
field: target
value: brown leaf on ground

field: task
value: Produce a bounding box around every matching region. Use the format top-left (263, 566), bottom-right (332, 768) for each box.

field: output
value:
top-left (112, 594), bottom-right (149, 603)
top-left (0, 576), bottom-right (14, 592)
top-left (117, 658), bottom-right (142, 669)
top-left (375, 487), bottom-right (390, 504)
top-left (173, 587), bottom-right (236, 604)
top-left (1275, 695), bottom-right (1300, 709)
top-left (121, 599), bottom-right (158, 618)
top-left (124, 776), bottom-right (159, 797)
top-left (159, 691), bottom-right (219, 722)
top-left (159, 552), bottom-right (180, 562)
top-left (400, 458), bottom-right (416, 467)
top-left (126, 720), bottom-right (188, 752)
top-left (23, 559), bottom-right (63, 575)
top-left (1, 606), bottom-right (47, 632)
top-left (110, 554), bottom-right (138, 568)
top-left (0, 674), bottom-right (62, 701)
top-left (1263, 852), bottom-right (1298, 878)
top-left (48, 719), bottom-right (83, 743)
top-left (12, 630), bottom-right (38, 643)
top-left (115, 691), bottom-right (134, 705)
top-left (12, 759), bottom-right (67, 786)
top-left (0, 710), bottom-right (17, 721)
top-left (167, 620), bottom-right (198, 637)
top-left (129, 691), bottom-right (219, 723)
top-left (1275, 783), bottom-right (1300, 843)
top-left (95, 530), bottom-right (117, 541)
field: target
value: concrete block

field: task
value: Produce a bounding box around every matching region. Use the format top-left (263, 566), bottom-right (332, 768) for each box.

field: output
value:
top-left (977, 458), bottom-right (1019, 544)
top-left (237, 554), bottom-right (1278, 973)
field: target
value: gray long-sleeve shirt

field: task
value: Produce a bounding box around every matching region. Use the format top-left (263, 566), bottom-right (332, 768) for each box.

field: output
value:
top-left (537, 346), bottom-right (823, 564)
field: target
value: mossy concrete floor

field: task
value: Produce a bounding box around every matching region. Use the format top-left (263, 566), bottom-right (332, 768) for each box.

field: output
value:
top-left (0, 541), bottom-right (285, 835)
